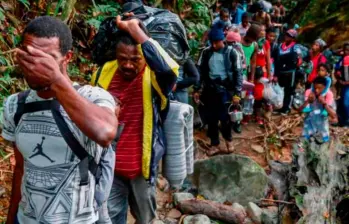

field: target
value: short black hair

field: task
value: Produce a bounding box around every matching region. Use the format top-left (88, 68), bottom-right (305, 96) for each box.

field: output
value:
top-left (242, 12), bottom-right (250, 20)
top-left (313, 76), bottom-right (327, 86)
top-left (266, 26), bottom-right (277, 34)
top-left (220, 8), bottom-right (229, 16)
top-left (245, 24), bottom-right (261, 41)
top-left (23, 16), bottom-right (72, 55)
top-left (317, 63), bottom-right (331, 73)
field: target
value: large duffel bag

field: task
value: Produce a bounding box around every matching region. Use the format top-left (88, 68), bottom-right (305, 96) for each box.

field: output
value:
top-left (92, 1), bottom-right (190, 66)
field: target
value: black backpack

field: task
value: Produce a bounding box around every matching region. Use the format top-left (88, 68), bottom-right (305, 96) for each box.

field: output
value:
top-left (92, 4), bottom-right (189, 66)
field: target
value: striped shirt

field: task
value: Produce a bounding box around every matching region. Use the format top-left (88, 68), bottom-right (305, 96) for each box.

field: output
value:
top-left (108, 70), bottom-right (144, 179)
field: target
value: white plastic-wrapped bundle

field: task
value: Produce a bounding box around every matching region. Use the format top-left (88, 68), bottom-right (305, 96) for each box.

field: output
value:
top-left (260, 78), bottom-right (284, 109)
top-left (163, 101), bottom-right (194, 189)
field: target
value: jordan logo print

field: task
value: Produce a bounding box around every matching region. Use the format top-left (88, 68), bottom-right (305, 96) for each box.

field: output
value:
top-left (29, 137), bottom-right (55, 163)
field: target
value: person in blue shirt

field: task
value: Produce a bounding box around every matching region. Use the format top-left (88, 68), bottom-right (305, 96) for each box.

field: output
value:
top-left (194, 21), bottom-right (243, 155)
top-left (213, 8), bottom-right (232, 28)
top-left (230, 0), bottom-right (245, 25)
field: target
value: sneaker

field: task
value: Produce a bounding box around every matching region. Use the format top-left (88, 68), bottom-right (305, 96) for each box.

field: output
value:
top-left (232, 122), bottom-right (242, 134)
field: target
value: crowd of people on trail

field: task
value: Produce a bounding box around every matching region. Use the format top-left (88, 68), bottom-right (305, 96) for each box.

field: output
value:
top-left (2, 0), bottom-right (349, 224)
top-left (192, 0), bottom-right (349, 149)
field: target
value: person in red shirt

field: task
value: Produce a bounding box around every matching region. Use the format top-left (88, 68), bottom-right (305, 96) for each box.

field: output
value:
top-left (256, 24), bottom-right (272, 80)
top-left (91, 14), bottom-right (179, 224)
top-left (254, 24), bottom-right (272, 125)
top-left (306, 38), bottom-right (327, 87)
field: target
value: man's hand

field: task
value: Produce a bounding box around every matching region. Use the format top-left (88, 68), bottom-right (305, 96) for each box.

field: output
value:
top-left (307, 92), bottom-right (315, 103)
top-left (232, 96), bottom-right (240, 105)
top-left (16, 46), bottom-right (64, 89)
top-left (193, 92), bottom-right (200, 104)
top-left (318, 95), bottom-right (327, 105)
top-left (116, 13), bottom-right (149, 44)
top-left (172, 84), bottom-right (177, 92)
top-left (272, 76), bottom-right (278, 83)
top-left (116, 13), bottom-right (139, 33)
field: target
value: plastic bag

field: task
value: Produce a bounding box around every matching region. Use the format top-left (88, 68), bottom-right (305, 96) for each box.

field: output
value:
top-left (271, 83), bottom-right (284, 109)
top-left (261, 78), bottom-right (284, 109)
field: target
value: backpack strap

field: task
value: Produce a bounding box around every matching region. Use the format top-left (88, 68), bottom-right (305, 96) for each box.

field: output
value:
top-left (14, 91), bottom-right (55, 126)
top-left (94, 66), bottom-right (104, 86)
top-left (14, 85), bottom-right (100, 186)
top-left (14, 90), bottom-right (31, 126)
top-left (51, 100), bottom-right (99, 186)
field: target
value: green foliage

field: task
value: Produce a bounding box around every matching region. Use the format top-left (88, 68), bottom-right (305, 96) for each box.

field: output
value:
top-left (54, 0), bottom-right (66, 16)
top-left (18, 0), bottom-right (30, 9)
top-left (86, 0), bottom-right (121, 29)
top-left (0, 7), bottom-right (5, 22)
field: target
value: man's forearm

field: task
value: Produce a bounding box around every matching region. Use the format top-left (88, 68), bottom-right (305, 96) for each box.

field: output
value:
top-left (298, 101), bottom-right (309, 112)
top-left (7, 147), bottom-right (23, 224)
top-left (324, 104), bottom-right (337, 119)
top-left (250, 64), bottom-right (256, 81)
top-left (127, 24), bottom-right (149, 44)
top-left (51, 78), bottom-right (117, 147)
top-left (7, 168), bottom-right (22, 224)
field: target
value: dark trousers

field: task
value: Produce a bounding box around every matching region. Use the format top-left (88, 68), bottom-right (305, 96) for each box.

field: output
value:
top-left (202, 88), bottom-right (232, 146)
top-left (278, 71), bottom-right (296, 111)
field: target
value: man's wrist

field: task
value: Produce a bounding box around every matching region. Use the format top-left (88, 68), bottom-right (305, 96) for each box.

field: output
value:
top-left (50, 75), bottom-right (71, 94)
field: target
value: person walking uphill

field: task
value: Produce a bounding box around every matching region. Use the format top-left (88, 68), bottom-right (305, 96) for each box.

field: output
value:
top-left (3, 16), bottom-right (118, 224)
top-left (194, 21), bottom-right (243, 156)
top-left (91, 15), bottom-right (179, 224)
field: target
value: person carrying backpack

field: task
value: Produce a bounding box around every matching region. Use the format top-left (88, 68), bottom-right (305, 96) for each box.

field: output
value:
top-left (91, 14), bottom-right (178, 224)
top-left (274, 29), bottom-right (302, 114)
top-left (3, 16), bottom-right (118, 224)
top-left (171, 58), bottom-right (200, 104)
top-left (193, 21), bottom-right (243, 156)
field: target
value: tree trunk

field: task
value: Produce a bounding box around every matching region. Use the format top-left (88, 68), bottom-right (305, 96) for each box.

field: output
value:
top-left (61, 0), bottom-right (77, 23)
top-left (178, 199), bottom-right (247, 223)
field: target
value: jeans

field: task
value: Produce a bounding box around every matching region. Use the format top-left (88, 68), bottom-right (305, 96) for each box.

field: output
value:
top-left (107, 174), bottom-right (157, 224)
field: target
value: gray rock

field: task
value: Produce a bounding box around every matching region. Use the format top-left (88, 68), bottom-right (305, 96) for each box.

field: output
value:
top-left (167, 208), bottom-right (182, 219)
top-left (232, 202), bottom-right (247, 216)
top-left (173, 193), bottom-right (194, 206)
top-left (268, 161), bottom-right (290, 201)
top-left (246, 202), bottom-right (263, 224)
top-left (251, 144), bottom-right (265, 153)
top-left (243, 217), bottom-right (254, 224)
top-left (164, 217), bottom-right (178, 224)
top-left (261, 206), bottom-right (279, 224)
top-left (0, 186), bottom-right (6, 197)
top-left (152, 220), bottom-right (165, 224)
top-left (183, 214), bottom-right (210, 224)
top-left (192, 155), bottom-right (268, 206)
